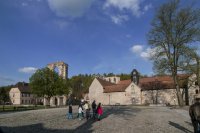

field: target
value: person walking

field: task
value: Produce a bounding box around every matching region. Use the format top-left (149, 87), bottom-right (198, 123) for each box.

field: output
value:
top-left (78, 105), bottom-right (83, 120)
top-left (92, 100), bottom-right (97, 119)
top-left (97, 103), bottom-right (103, 121)
top-left (67, 105), bottom-right (73, 119)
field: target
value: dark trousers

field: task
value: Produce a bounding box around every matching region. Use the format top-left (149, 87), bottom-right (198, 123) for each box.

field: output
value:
top-left (92, 109), bottom-right (96, 119)
top-left (86, 109), bottom-right (90, 120)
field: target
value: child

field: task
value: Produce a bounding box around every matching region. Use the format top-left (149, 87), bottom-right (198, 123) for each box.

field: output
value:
top-left (78, 105), bottom-right (83, 120)
top-left (67, 105), bottom-right (73, 119)
top-left (97, 103), bottom-right (103, 121)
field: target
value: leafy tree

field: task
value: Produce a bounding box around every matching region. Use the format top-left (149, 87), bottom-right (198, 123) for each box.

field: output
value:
top-left (148, 0), bottom-right (200, 106)
top-left (29, 67), bottom-right (69, 105)
top-left (118, 73), bottom-right (131, 80)
top-left (69, 74), bottom-right (94, 100)
top-left (0, 87), bottom-right (9, 111)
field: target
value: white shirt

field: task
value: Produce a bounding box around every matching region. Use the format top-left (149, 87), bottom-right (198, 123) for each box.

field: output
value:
top-left (78, 107), bottom-right (83, 113)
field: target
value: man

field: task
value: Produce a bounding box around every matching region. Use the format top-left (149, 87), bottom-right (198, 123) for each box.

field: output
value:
top-left (92, 100), bottom-right (97, 119)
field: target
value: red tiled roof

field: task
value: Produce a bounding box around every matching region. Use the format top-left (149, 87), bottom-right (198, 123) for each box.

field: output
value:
top-left (118, 79), bottom-right (131, 85)
top-left (104, 84), bottom-right (130, 93)
top-left (96, 78), bottom-right (115, 87)
top-left (97, 79), bottom-right (132, 93)
top-left (139, 75), bottom-right (189, 91)
top-left (96, 74), bottom-right (189, 92)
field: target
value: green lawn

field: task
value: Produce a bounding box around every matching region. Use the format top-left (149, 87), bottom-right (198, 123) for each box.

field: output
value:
top-left (0, 105), bottom-right (47, 112)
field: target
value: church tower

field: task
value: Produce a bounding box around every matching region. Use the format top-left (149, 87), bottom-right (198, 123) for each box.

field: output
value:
top-left (131, 69), bottom-right (139, 85)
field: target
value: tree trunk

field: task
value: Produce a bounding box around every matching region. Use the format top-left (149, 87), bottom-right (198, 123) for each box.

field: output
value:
top-left (197, 58), bottom-right (200, 92)
top-left (174, 76), bottom-right (184, 106)
top-left (185, 86), bottom-right (189, 105)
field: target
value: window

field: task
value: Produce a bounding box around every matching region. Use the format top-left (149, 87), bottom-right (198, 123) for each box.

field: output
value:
top-left (22, 100), bottom-right (24, 104)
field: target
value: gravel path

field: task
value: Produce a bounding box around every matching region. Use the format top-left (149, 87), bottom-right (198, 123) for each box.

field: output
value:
top-left (0, 106), bottom-right (193, 133)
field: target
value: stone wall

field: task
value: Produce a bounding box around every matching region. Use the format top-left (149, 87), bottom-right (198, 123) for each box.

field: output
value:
top-left (141, 89), bottom-right (178, 105)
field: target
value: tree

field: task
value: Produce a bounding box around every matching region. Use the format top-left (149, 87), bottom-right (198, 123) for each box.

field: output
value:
top-left (182, 48), bottom-right (200, 91)
top-left (0, 87), bottom-right (9, 111)
top-left (29, 67), bottom-right (69, 105)
top-left (69, 74), bottom-right (94, 100)
top-left (148, 0), bottom-right (200, 106)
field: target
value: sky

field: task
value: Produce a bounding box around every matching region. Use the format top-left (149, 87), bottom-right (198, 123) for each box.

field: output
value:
top-left (0, 0), bottom-right (199, 86)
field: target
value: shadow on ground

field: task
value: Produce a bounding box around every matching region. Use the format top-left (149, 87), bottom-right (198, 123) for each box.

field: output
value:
top-left (0, 106), bottom-right (141, 133)
top-left (168, 121), bottom-right (193, 133)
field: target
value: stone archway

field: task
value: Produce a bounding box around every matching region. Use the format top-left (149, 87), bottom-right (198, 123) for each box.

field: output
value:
top-left (47, 61), bottom-right (68, 79)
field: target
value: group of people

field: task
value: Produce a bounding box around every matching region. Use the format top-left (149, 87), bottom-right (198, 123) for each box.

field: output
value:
top-left (67, 100), bottom-right (103, 121)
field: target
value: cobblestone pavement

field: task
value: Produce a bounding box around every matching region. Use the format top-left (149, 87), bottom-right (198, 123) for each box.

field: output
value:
top-left (0, 106), bottom-right (193, 133)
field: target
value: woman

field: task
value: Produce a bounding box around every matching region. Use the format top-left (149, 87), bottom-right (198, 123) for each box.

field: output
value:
top-left (97, 103), bottom-right (103, 121)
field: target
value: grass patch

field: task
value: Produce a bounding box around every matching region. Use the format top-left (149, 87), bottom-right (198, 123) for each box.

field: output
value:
top-left (0, 105), bottom-right (47, 112)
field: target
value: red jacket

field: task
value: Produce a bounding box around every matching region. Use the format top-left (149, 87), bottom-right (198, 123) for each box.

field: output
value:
top-left (97, 107), bottom-right (103, 115)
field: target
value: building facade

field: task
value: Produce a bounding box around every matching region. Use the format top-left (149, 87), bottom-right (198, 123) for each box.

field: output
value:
top-left (89, 77), bottom-right (142, 105)
top-left (88, 73), bottom-right (199, 106)
top-left (9, 85), bottom-right (43, 105)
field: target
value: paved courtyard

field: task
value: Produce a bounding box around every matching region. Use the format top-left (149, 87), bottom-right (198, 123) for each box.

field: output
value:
top-left (0, 106), bottom-right (193, 133)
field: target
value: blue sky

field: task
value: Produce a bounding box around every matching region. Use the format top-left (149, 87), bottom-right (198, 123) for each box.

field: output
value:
top-left (0, 0), bottom-right (199, 86)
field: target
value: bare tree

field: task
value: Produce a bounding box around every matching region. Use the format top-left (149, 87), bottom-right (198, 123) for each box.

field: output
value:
top-left (148, 0), bottom-right (200, 106)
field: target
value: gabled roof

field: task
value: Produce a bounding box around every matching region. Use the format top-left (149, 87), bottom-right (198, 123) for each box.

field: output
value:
top-left (96, 78), bottom-right (115, 87)
top-left (96, 78), bottom-right (132, 93)
top-left (18, 86), bottom-right (31, 93)
top-left (139, 75), bottom-right (189, 91)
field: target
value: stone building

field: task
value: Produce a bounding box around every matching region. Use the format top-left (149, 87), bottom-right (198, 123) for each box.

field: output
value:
top-left (9, 83), bottom-right (43, 105)
top-left (89, 77), bottom-right (142, 105)
top-left (88, 70), bottom-right (199, 105)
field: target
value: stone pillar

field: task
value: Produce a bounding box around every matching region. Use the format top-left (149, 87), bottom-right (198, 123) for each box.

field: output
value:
top-left (50, 97), bottom-right (55, 106)
top-left (44, 97), bottom-right (49, 106)
top-left (57, 97), bottom-right (61, 106)
top-left (63, 96), bottom-right (67, 105)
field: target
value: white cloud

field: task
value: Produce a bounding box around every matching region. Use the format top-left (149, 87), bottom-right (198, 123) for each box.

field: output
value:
top-left (111, 15), bottom-right (129, 24)
top-left (144, 4), bottom-right (152, 11)
top-left (47, 0), bottom-right (93, 18)
top-left (130, 45), bottom-right (143, 54)
top-left (140, 48), bottom-right (153, 59)
top-left (104, 0), bottom-right (142, 17)
top-left (104, 0), bottom-right (152, 24)
top-left (18, 67), bottom-right (38, 74)
top-left (130, 45), bottom-right (156, 60)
